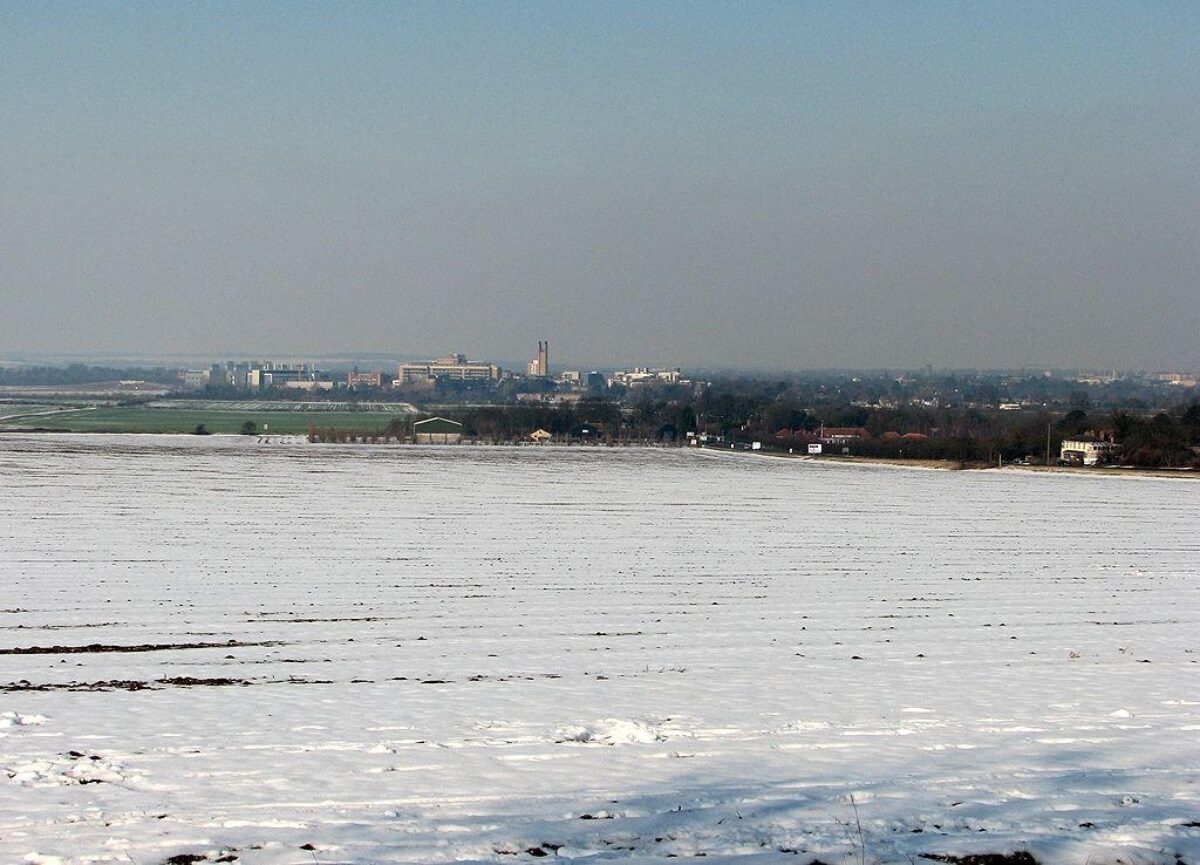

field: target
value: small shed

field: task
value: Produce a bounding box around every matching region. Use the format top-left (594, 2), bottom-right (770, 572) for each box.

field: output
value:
top-left (529, 428), bottom-right (552, 444)
top-left (413, 416), bottom-right (464, 444)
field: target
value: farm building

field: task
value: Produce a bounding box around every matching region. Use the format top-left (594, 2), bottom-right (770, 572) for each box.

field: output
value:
top-left (413, 417), bottom-right (464, 444)
top-left (819, 426), bottom-right (869, 443)
top-left (1060, 437), bottom-right (1119, 466)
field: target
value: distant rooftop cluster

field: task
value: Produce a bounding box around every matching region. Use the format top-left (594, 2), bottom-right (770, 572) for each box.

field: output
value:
top-left (175, 341), bottom-right (705, 399)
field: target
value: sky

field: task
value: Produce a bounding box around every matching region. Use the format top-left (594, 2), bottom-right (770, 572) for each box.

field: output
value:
top-left (1, 1), bottom-right (1197, 371)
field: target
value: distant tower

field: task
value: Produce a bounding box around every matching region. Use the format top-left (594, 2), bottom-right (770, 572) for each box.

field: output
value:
top-left (528, 340), bottom-right (549, 377)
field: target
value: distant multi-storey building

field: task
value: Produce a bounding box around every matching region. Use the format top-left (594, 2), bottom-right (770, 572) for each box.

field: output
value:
top-left (396, 354), bottom-right (501, 384)
top-left (245, 363), bottom-right (322, 391)
top-left (179, 369), bottom-right (211, 389)
top-left (209, 361), bottom-right (251, 388)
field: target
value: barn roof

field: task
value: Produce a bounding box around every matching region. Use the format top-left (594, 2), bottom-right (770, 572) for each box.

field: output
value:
top-left (413, 416), bottom-right (464, 433)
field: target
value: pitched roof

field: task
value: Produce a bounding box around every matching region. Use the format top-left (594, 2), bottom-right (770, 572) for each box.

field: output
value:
top-left (413, 416), bottom-right (463, 432)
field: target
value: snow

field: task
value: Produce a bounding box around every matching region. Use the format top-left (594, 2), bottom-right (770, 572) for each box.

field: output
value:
top-left (557, 720), bottom-right (666, 745)
top-left (1, 712), bottom-right (47, 729)
top-left (1, 434), bottom-right (1197, 865)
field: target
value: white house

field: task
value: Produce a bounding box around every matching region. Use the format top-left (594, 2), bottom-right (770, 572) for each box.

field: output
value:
top-left (1060, 437), bottom-right (1118, 466)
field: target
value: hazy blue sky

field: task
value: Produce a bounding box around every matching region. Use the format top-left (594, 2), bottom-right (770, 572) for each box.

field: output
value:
top-left (2, 2), bottom-right (1197, 370)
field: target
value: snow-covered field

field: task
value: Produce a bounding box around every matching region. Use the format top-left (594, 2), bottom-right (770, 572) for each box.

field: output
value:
top-left (1, 435), bottom-right (1197, 865)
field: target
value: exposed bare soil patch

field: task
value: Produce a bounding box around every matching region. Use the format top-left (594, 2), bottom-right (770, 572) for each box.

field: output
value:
top-left (0, 675), bottom-right (332, 692)
top-left (0, 639), bottom-right (285, 655)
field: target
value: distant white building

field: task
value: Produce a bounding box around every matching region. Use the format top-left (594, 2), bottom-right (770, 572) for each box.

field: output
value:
top-left (516, 392), bottom-right (582, 405)
top-left (609, 367), bottom-right (685, 387)
top-left (1060, 437), bottom-right (1119, 466)
top-left (245, 364), bottom-right (323, 391)
top-left (283, 380), bottom-right (334, 391)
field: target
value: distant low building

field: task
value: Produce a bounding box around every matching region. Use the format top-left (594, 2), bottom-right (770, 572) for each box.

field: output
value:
top-left (516, 392), bottom-right (583, 404)
top-left (819, 426), bottom-right (869, 443)
top-left (1151, 372), bottom-right (1199, 387)
top-left (609, 367), bottom-right (685, 387)
top-left (1060, 437), bottom-right (1119, 466)
top-left (529, 428), bottom-right (552, 443)
top-left (413, 416), bottom-right (464, 444)
top-left (347, 371), bottom-right (383, 388)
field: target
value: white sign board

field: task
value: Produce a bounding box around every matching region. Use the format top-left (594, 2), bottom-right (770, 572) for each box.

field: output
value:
top-left (751, 441), bottom-right (762, 450)
top-left (807, 443), bottom-right (823, 455)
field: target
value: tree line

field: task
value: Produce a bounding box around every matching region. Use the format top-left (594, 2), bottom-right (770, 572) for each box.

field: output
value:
top-left (405, 395), bottom-right (1200, 468)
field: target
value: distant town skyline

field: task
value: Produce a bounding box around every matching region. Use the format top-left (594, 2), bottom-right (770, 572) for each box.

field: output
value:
top-left (4, 346), bottom-right (1193, 378)
top-left (2, 2), bottom-right (1197, 370)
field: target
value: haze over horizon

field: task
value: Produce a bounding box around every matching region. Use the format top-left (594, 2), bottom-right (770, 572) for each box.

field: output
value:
top-left (2, 2), bottom-right (1197, 371)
